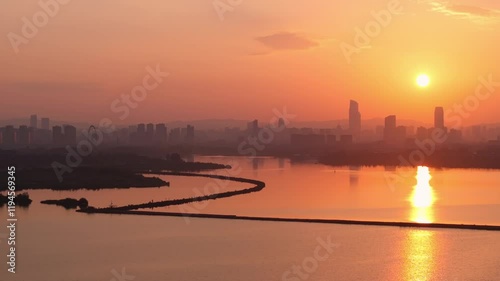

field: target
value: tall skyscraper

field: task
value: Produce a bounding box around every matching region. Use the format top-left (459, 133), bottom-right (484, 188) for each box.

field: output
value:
top-left (349, 100), bottom-right (361, 137)
top-left (41, 118), bottom-right (50, 130)
top-left (384, 115), bottom-right (397, 143)
top-left (30, 114), bottom-right (38, 129)
top-left (434, 107), bottom-right (444, 129)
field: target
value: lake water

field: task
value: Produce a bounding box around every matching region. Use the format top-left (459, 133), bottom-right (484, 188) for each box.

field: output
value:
top-left (1, 156), bottom-right (500, 280)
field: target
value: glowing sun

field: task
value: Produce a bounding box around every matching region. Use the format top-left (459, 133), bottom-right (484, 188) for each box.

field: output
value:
top-left (416, 74), bottom-right (430, 88)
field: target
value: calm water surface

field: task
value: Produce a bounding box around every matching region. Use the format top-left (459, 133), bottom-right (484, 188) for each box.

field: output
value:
top-left (174, 156), bottom-right (500, 225)
top-left (1, 156), bottom-right (500, 280)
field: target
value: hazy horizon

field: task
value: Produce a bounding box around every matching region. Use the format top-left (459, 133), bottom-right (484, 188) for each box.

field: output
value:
top-left (2, 0), bottom-right (500, 126)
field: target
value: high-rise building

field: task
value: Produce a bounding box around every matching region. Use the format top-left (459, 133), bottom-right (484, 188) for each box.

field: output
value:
top-left (29, 115), bottom-right (38, 143)
top-left (137, 124), bottom-right (146, 134)
top-left (274, 118), bottom-right (289, 144)
top-left (349, 100), bottom-right (361, 137)
top-left (30, 114), bottom-right (38, 129)
top-left (28, 127), bottom-right (35, 144)
top-left (384, 115), bottom-right (397, 144)
top-left (2, 126), bottom-right (16, 147)
top-left (41, 118), bottom-right (50, 130)
top-left (247, 120), bottom-right (259, 136)
top-left (155, 124), bottom-right (167, 144)
top-left (434, 107), bottom-right (444, 129)
top-left (64, 125), bottom-right (77, 146)
top-left (396, 126), bottom-right (407, 142)
top-left (30, 118), bottom-right (52, 145)
top-left (53, 126), bottom-right (64, 146)
top-left (18, 125), bottom-right (30, 146)
top-left (146, 123), bottom-right (155, 143)
top-left (186, 125), bottom-right (195, 143)
top-left (385, 115), bottom-right (396, 129)
top-left (136, 123), bottom-right (146, 144)
top-left (169, 128), bottom-right (181, 144)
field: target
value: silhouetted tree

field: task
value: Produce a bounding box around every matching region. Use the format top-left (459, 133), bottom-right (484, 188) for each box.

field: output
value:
top-left (78, 198), bottom-right (89, 209)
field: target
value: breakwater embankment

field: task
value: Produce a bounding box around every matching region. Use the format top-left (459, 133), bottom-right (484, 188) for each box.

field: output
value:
top-left (83, 171), bottom-right (265, 211)
top-left (77, 209), bottom-right (500, 231)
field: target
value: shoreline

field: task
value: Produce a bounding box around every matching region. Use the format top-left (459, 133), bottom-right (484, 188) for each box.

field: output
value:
top-left (76, 209), bottom-right (500, 231)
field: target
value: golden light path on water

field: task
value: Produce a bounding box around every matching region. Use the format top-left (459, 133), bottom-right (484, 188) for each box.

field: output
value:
top-left (404, 166), bottom-right (437, 281)
top-left (410, 166), bottom-right (436, 223)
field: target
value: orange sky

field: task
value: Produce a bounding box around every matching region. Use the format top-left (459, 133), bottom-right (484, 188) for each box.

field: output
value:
top-left (1, 0), bottom-right (499, 126)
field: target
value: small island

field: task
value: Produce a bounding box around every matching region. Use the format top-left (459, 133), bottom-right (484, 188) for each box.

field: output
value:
top-left (13, 167), bottom-right (169, 191)
top-left (0, 192), bottom-right (33, 207)
top-left (41, 198), bottom-right (89, 209)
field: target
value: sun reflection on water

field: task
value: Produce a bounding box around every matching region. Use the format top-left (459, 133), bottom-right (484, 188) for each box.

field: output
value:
top-left (404, 166), bottom-right (437, 280)
top-left (410, 166), bottom-right (436, 223)
top-left (404, 229), bottom-right (436, 281)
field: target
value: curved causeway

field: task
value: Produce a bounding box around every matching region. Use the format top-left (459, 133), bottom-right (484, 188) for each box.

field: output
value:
top-left (79, 171), bottom-right (265, 212)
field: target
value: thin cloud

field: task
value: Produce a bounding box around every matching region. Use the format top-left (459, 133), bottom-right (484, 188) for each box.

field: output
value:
top-left (248, 51), bottom-right (272, 56)
top-left (255, 32), bottom-right (319, 51)
top-left (424, 0), bottom-right (500, 24)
